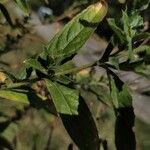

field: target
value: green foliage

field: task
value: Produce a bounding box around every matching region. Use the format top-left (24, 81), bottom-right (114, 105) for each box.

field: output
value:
top-left (0, 1), bottom-right (108, 149)
top-left (107, 18), bottom-right (125, 43)
top-left (41, 1), bottom-right (107, 63)
top-left (0, 89), bottom-right (29, 104)
top-left (24, 58), bottom-right (47, 74)
top-left (108, 9), bottom-right (145, 59)
top-left (0, 0), bottom-right (150, 149)
top-left (110, 79), bottom-right (132, 108)
top-left (45, 79), bottom-right (79, 115)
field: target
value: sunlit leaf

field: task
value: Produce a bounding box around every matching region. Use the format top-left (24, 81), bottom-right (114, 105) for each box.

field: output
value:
top-left (0, 88), bottom-right (57, 114)
top-left (42, 1), bottom-right (108, 62)
top-left (45, 79), bottom-right (79, 115)
top-left (0, 90), bottom-right (29, 104)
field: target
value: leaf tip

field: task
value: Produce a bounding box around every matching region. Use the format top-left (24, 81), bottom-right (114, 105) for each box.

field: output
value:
top-left (93, 0), bottom-right (108, 18)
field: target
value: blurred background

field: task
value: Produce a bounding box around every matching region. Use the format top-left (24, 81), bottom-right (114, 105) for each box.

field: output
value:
top-left (0, 0), bottom-right (150, 149)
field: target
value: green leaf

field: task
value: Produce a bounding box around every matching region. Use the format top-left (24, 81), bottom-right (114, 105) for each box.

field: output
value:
top-left (55, 75), bottom-right (73, 85)
top-left (60, 96), bottom-right (100, 150)
top-left (13, 0), bottom-right (28, 14)
top-left (110, 78), bottom-right (132, 108)
top-left (43, 1), bottom-right (108, 62)
top-left (24, 58), bottom-right (47, 74)
top-left (0, 89), bottom-right (57, 114)
top-left (122, 10), bottom-right (143, 38)
top-left (107, 18), bottom-right (125, 43)
top-left (45, 79), bottom-right (79, 115)
top-left (15, 65), bottom-right (32, 80)
top-left (121, 10), bottom-right (143, 59)
top-left (0, 90), bottom-right (29, 104)
top-left (5, 82), bottom-right (30, 89)
top-left (55, 60), bottom-right (76, 76)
